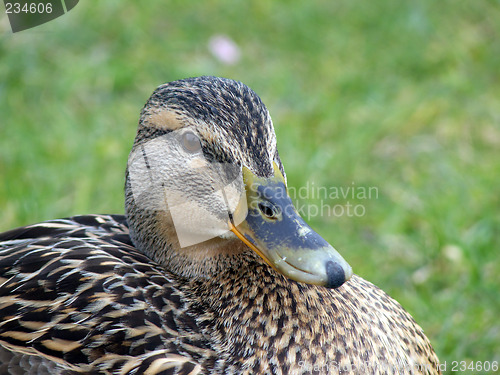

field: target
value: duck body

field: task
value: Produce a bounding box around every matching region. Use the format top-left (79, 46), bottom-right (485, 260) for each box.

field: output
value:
top-left (0, 77), bottom-right (440, 374)
top-left (0, 215), bottom-right (438, 374)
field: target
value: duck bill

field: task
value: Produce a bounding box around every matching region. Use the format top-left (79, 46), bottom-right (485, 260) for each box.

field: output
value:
top-left (230, 163), bottom-right (352, 289)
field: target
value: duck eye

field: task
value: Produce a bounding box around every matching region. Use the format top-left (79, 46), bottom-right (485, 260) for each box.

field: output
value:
top-left (181, 131), bottom-right (202, 153)
top-left (258, 201), bottom-right (280, 220)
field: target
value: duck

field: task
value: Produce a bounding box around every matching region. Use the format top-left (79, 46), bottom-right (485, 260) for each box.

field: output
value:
top-left (0, 76), bottom-right (440, 375)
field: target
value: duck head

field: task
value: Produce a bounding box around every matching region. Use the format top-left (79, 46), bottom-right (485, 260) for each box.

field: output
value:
top-left (125, 76), bottom-right (352, 288)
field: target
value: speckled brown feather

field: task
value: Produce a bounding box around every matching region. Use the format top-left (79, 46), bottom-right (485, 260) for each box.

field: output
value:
top-left (0, 216), bottom-right (210, 374)
top-left (0, 77), bottom-right (440, 374)
top-left (0, 215), bottom-right (439, 374)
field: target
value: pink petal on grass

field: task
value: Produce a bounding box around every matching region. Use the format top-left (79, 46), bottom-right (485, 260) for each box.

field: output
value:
top-left (208, 35), bottom-right (241, 65)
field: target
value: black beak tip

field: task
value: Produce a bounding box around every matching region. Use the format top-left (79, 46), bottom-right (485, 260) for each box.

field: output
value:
top-left (325, 261), bottom-right (346, 289)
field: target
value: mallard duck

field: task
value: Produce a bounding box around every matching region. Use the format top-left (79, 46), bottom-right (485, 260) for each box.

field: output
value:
top-left (0, 76), bottom-right (440, 374)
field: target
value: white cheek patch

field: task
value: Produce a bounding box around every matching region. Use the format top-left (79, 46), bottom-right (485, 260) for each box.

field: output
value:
top-left (128, 131), bottom-right (247, 247)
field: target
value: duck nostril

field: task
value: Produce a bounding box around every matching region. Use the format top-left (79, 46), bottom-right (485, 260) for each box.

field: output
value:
top-left (258, 201), bottom-right (279, 220)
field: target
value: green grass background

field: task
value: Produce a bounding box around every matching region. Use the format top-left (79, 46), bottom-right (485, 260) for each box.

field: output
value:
top-left (1, 1), bottom-right (499, 373)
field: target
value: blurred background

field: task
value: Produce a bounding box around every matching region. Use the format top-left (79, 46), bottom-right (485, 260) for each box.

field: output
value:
top-left (1, 1), bottom-right (499, 372)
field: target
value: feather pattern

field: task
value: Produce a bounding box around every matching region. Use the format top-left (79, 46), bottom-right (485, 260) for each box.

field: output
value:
top-left (0, 216), bottom-right (210, 374)
top-left (0, 215), bottom-right (439, 374)
top-left (0, 77), bottom-right (440, 374)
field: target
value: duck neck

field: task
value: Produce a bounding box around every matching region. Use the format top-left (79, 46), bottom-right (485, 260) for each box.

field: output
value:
top-left (190, 257), bottom-right (333, 363)
top-left (125, 180), bottom-right (253, 281)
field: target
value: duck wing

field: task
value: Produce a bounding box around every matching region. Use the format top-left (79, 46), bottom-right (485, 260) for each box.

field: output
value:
top-left (0, 215), bottom-right (210, 374)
